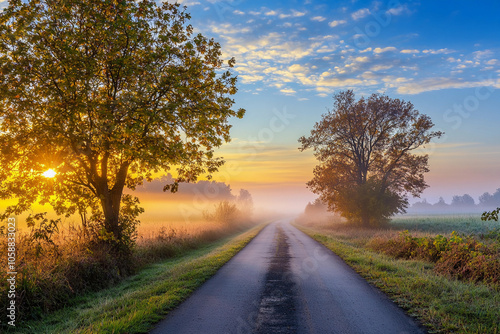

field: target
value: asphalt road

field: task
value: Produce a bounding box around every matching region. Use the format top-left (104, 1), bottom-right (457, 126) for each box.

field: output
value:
top-left (150, 220), bottom-right (426, 334)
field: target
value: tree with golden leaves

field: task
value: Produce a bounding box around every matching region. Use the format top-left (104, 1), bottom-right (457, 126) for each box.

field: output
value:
top-left (0, 0), bottom-right (244, 260)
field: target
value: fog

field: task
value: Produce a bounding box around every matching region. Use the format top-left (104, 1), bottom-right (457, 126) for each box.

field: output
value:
top-left (407, 188), bottom-right (500, 215)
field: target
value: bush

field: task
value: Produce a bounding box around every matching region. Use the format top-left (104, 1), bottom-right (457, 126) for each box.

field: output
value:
top-left (369, 230), bottom-right (499, 286)
top-left (0, 220), bottom-right (128, 323)
top-left (203, 201), bottom-right (242, 225)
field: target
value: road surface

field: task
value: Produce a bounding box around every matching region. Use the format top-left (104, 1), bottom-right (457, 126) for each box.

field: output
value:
top-left (150, 220), bottom-right (426, 334)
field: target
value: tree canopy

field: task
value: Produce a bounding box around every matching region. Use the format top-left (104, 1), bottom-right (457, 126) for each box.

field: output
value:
top-left (299, 90), bottom-right (442, 226)
top-left (0, 0), bottom-right (244, 253)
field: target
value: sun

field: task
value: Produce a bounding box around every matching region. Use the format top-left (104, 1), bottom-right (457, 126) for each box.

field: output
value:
top-left (42, 169), bottom-right (57, 178)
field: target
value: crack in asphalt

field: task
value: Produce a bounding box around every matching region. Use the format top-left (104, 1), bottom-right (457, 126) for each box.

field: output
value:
top-left (255, 225), bottom-right (298, 334)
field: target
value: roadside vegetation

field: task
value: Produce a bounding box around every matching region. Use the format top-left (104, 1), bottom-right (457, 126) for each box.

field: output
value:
top-left (7, 222), bottom-right (266, 333)
top-left (0, 200), bottom-right (254, 330)
top-left (295, 213), bottom-right (500, 333)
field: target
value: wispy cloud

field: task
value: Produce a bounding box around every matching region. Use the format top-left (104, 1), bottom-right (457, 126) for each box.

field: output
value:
top-left (386, 5), bottom-right (411, 16)
top-left (351, 8), bottom-right (370, 20)
top-left (401, 49), bottom-right (420, 54)
top-left (397, 77), bottom-right (500, 94)
top-left (328, 20), bottom-right (347, 27)
top-left (279, 10), bottom-right (307, 19)
top-left (422, 48), bottom-right (454, 55)
top-left (174, 0), bottom-right (201, 6)
top-left (197, 2), bottom-right (499, 98)
top-left (373, 47), bottom-right (397, 54)
top-left (280, 88), bottom-right (297, 95)
top-left (311, 16), bottom-right (326, 22)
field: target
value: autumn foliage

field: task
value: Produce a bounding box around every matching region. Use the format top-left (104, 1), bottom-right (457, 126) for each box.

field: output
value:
top-left (299, 90), bottom-right (442, 226)
top-left (0, 0), bottom-right (244, 265)
top-left (369, 230), bottom-right (500, 286)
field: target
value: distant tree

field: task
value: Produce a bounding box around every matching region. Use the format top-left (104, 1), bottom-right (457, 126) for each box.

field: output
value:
top-left (479, 192), bottom-right (494, 207)
top-left (410, 198), bottom-right (433, 212)
top-left (0, 0), bottom-right (244, 261)
top-left (236, 189), bottom-right (254, 216)
top-left (434, 197), bottom-right (449, 208)
top-left (479, 188), bottom-right (500, 207)
top-left (493, 188), bottom-right (500, 204)
top-left (304, 198), bottom-right (329, 215)
top-left (451, 194), bottom-right (475, 207)
top-left (299, 90), bottom-right (442, 226)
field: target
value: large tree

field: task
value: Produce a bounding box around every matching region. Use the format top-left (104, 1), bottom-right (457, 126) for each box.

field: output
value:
top-left (0, 0), bottom-right (244, 252)
top-left (299, 90), bottom-right (442, 226)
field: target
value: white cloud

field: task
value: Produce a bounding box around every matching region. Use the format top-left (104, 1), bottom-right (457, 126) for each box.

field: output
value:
top-left (175, 0), bottom-right (200, 5)
top-left (373, 46), bottom-right (397, 54)
top-left (386, 5), bottom-right (410, 16)
top-left (239, 74), bottom-right (265, 83)
top-left (279, 10), bottom-right (307, 19)
top-left (473, 50), bottom-right (493, 59)
top-left (288, 64), bottom-right (309, 73)
top-left (422, 48), bottom-right (454, 55)
top-left (400, 49), bottom-right (420, 54)
top-left (317, 77), bottom-right (364, 88)
top-left (311, 16), bottom-right (326, 22)
top-left (280, 88), bottom-right (297, 95)
top-left (360, 71), bottom-right (377, 79)
top-left (354, 56), bottom-right (370, 63)
top-left (371, 64), bottom-right (393, 71)
top-left (329, 20), bottom-right (347, 27)
top-left (397, 77), bottom-right (500, 94)
top-left (351, 8), bottom-right (370, 20)
top-left (209, 23), bottom-right (251, 35)
top-left (207, 10), bottom-right (500, 98)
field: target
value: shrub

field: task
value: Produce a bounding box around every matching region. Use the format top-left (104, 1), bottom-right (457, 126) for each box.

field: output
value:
top-left (369, 230), bottom-right (499, 286)
top-left (203, 201), bottom-right (242, 226)
top-left (0, 220), bottom-right (129, 322)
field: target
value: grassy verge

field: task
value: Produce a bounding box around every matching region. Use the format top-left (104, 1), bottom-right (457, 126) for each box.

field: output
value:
top-left (13, 223), bottom-right (267, 334)
top-left (295, 223), bottom-right (500, 334)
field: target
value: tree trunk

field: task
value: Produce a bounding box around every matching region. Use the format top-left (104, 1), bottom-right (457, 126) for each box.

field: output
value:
top-left (97, 161), bottom-right (130, 244)
top-left (101, 190), bottom-right (123, 242)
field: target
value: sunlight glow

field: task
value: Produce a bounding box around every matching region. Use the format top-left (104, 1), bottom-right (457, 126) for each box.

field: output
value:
top-left (42, 169), bottom-right (57, 178)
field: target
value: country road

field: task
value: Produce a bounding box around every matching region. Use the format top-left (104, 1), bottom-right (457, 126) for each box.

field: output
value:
top-left (150, 220), bottom-right (426, 334)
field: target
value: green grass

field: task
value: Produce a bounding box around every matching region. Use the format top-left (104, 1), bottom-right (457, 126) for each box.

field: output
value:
top-left (11, 223), bottom-right (267, 334)
top-left (295, 223), bottom-right (500, 334)
top-left (390, 214), bottom-right (500, 235)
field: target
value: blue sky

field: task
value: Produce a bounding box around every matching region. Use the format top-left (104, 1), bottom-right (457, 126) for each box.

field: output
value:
top-left (172, 0), bottom-right (500, 212)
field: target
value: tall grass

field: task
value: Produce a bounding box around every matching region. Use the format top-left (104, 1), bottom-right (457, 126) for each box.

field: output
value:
top-left (0, 201), bottom-right (254, 326)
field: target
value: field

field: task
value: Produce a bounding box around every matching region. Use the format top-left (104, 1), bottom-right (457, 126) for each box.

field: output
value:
top-left (390, 214), bottom-right (499, 235)
top-left (295, 213), bottom-right (500, 334)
